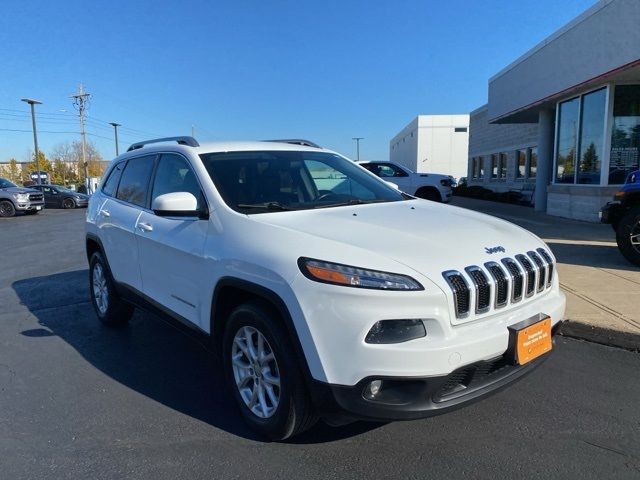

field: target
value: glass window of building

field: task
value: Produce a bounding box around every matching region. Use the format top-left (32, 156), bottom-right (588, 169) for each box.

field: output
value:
top-left (577, 88), bottom-right (606, 184)
top-left (479, 157), bottom-right (485, 179)
top-left (609, 85), bottom-right (640, 184)
top-left (517, 150), bottom-right (526, 178)
top-left (499, 153), bottom-right (507, 179)
top-left (472, 157), bottom-right (479, 179)
top-left (528, 147), bottom-right (538, 178)
top-left (555, 96), bottom-right (580, 183)
top-left (491, 154), bottom-right (498, 179)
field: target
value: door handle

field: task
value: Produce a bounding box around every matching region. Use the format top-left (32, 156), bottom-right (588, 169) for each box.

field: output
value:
top-left (99, 209), bottom-right (110, 217)
top-left (138, 222), bottom-right (153, 232)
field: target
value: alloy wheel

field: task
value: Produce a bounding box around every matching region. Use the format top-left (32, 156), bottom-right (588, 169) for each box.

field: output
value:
top-left (231, 326), bottom-right (281, 418)
top-left (92, 263), bottom-right (109, 315)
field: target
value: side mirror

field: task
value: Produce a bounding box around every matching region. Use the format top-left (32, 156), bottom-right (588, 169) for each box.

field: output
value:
top-left (152, 192), bottom-right (207, 219)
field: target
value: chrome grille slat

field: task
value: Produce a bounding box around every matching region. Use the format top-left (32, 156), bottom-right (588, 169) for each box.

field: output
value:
top-left (537, 248), bottom-right (554, 287)
top-left (515, 254), bottom-right (536, 297)
top-left (484, 262), bottom-right (509, 308)
top-left (442, 271), bottom-right (471, 319)
top-left (465, 266), bottom-right (491, 314)
top-left (527, 251), bottom-right (546, 292)
top-left (502, 258), bottom-right (524, 303)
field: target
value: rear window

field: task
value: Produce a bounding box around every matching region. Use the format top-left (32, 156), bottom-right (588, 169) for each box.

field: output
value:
top-left (102, 162), bottom-right (125, 197)
top-left (116, 156), bottom-right (155, 207)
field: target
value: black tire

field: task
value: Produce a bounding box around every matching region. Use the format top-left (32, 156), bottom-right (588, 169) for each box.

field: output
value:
top-left (0, 200), bottom-right (16, 217)
top-left (615, 206), bottom-right (640, 267)
top-left (63, 198), bottom-right (76, 209)
top-left (223, 302), bottom-right (317, 440)
top-left (415, 187), bottom-right (442, 202)
top-left (89, 251), bottom-right (134, 325)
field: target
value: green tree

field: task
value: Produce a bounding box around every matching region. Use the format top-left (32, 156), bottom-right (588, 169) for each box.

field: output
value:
top-left (580, 142), bottom-right (598, 173)
top-left (8, 158), bottom-right (20, 183)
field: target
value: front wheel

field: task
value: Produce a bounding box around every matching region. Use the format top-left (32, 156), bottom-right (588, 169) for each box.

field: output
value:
top-left (63, 198), bottom-right (76, 209)
top-left (0, 200), bottom-right (16, 217)
top-left (616, 206), bottom-right (640, 267)
top-left (223, 302), bottom-right (317, 440)
top-left (89, 251), bottom-right (134, 325)
top-left (415, 187), bottom-right (442, 202)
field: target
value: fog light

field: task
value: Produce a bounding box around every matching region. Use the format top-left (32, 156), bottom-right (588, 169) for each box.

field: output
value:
top-left (365, 319), bottom-right (426, 344)
top-left (364, 380), bottom-right (383, 399)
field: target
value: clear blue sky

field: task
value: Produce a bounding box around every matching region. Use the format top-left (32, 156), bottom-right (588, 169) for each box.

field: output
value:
top-left (0, 0), bottom-right (596, 162)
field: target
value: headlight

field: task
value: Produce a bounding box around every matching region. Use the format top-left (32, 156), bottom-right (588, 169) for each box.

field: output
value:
top-left (298, 258), bottom-right (423, 291)
top-left (12, 193), bottom-right (29, 202)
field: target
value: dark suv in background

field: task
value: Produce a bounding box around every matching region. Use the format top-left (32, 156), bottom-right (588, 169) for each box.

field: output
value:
top-left (600, 170), bottom-right (640, 266)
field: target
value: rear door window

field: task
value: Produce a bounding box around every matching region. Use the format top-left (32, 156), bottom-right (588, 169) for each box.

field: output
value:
top-left (102, 162), bottom-right (125, 197)
top-left (116, 155), bottom-right (156, 207)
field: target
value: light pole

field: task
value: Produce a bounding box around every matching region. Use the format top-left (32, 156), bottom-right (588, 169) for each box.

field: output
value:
top-left (109, 122), bottom-right (121, 156)
top-left (352, 137), bottom-right (364, 161)
top-left (21, 98), bottom-right (43, 185)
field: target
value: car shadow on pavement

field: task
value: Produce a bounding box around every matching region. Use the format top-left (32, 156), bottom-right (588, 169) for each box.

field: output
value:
top-left (12, 270), bottom-right (382, 444)
top-left (545, 241), bottom-right (640, 271)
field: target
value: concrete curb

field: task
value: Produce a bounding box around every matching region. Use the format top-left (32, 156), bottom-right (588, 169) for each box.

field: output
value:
top-left (560, 319), bottom-right (640, 352)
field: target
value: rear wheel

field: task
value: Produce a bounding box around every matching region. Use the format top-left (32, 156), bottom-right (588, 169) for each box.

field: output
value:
top-left (223, 302), bottom-right (317, 440)
top-left (0, 200), bottom-right (16, 217)
top-left (63, 198), bottom-right (76, 209)
top-left (616, 206), bottom-right (640, 267)
top-left (89, 251), bottom-right (134, 325)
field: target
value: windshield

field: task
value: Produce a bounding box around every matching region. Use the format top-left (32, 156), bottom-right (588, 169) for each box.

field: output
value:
top-left (0, 179), bottom-right (17, 188)
top-left (200, 150), bottom-right (407, 213)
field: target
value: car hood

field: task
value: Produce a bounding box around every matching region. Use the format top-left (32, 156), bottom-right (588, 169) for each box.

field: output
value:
top-left (249, 199), bottom-right (546, 279)
top-left (1, 186), bottom-right (39, 194)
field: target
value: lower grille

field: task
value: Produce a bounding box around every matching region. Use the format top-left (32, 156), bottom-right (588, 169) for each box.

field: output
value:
top-left (433, 355), bottom-right (513, 403)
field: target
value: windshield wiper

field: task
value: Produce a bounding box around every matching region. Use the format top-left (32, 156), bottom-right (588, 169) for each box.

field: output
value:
top-left (237, 202), bottom-right (296, 211)
top-left (313, 199), bottom-right (389, 209)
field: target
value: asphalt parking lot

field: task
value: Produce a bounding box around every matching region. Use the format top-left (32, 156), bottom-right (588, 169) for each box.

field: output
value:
top-left (1, 209), bottom-right (640, 479)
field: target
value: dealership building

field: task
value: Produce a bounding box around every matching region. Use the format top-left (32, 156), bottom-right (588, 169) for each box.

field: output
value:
top-left (467, 0), bottom-right (639, 221)
top-left (390, 115), bottom-right (470, 179)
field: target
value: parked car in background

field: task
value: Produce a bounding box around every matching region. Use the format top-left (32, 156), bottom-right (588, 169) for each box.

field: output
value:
top-left (600, 170), bottom-right (640, 266)
top-left (357, 161), bottom-right (453, 202)
top-left (30, 184), bottom-right (89, 209)
top-left (0, 177), bottom-right (44, 217)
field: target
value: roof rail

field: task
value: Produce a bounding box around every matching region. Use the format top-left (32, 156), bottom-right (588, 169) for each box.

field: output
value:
top-left (263, 139), bottom-right (321, 149)
top-left (127, 136), bottom-right (200, 152)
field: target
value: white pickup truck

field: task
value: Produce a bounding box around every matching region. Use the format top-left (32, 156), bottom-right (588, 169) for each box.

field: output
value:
top-left (357, 161), bottom-right (453, 202)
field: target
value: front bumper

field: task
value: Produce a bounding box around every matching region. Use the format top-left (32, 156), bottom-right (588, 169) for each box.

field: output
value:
top-left (15, 201), bottom-right (45, 211)
top-left (599, 201), bottom-right (620, 224)
top-left (313, 322), bottom-right (562, 423)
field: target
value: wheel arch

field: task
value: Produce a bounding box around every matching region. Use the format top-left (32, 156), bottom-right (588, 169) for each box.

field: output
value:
top-left (210, 277), bottom-right (314, 385)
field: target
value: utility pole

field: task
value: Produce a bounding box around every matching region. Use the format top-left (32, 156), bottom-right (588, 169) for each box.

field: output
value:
top-left (71, 83), bottom-right (91, 193)
top-left (109, 122), bottom-right (121, 156)
top-left (352, 137), bottom-right (364, 161)
top-left (21, 98), bottom-right (43, 185)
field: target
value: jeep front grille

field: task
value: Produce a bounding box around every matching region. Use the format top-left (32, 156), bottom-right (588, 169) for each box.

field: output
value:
top-left (28, 193), bottom-right (43, 201)
top-left (443, 250), bottom-right (555, 319)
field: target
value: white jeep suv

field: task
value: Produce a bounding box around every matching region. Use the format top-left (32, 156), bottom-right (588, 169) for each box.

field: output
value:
top-left (86, 137), bottom-right (565, 440)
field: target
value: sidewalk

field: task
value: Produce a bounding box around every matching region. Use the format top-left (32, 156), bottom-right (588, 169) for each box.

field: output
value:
top-left (450, 196), bottom-right (640, 350)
